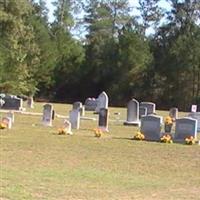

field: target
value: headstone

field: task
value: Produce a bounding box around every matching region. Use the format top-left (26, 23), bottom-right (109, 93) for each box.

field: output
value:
top-left (174, 117), bottom-right (197, 141)
top-left (73, 101), bottom-right (82, 110)
top-left (27, 97), bottom-right (34, 108)
top-left (0, 98), bottom-right (5, 108)
top-left (69, 109), bottom-right (80, 129)
top-left (2, 117), bottom-right (12, 129)
top-left (191, 105), bottom-right (197, 113)
top-left (188, 112), bottom-right (200, 132)
top-left (0, 95), bottom-right (23, 110)
top-left (7, 111), bottom-right (14, 123)
top-left (73, 101), bottom-right (85, 116)
top-left (84, 98), bottom-right (98, 111)
top-left (139, 106), bottom-right (147, 119)
top-left (98, 108), bottom-right (109, 132)
top-left (95, 91), bottom-right (108, 113)
top-left (124, 99), bottom-right (140, 126)
top-left (141, 115), bottom-right (162, 141)
top-left (169, 107), bottom-right (178, 120)
top-left (63, 120), bottom-right (73, 135)
top-left (140, 102), bottom-right (156, 115)
top-left (42, 104), bottom-right (53, 126)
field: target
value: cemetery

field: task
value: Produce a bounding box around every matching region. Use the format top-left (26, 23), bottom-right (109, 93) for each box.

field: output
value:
top-left (0, 94), bottom-right (200, 199)
top-left (1, 0), bottom-right (200, 199)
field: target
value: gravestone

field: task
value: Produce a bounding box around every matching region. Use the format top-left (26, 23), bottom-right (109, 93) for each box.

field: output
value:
top-left (2, 117), bottom-right (12, 129)
top-left (95, 92), bottom-right (108, 113)
top-left (140, 102), bottom-right (156, 115)
top-left (188, 112), bottom-right (200, 132)
top-left (73, 102), bottom-right (85, 116)
top-left (0, 98), bottom-right (5, 108)
top-left (169, 107), bottom-right (178, 120)
top-left (98, 108), bottom-right (109, 132)
top-left (141, 115), bottom-right (162, 141)
top-left (27, 97), bottom-right (34, 108)
top-left (124, 99), bottom-right (140, 126)
top-left (7, 111), bottom-right (14, 123)
top-left (84, 98), bottom-right (98, 111)
top-left (42, 104), bottom-right (53, 126)
top-left (63, 120), bottom-right (73, 135)
top-left (69, 109), bottom-right (80, 129)
top-left (73, 101), bottom-right (82, 110)
top-left (174, 117), bottom-right (197, 141)
top-left (191, 105), bottom-right (197, 113)
top-left (0, 95), bottom-right (23, 110)
top-left (139, 106), bottom-right (147, 119)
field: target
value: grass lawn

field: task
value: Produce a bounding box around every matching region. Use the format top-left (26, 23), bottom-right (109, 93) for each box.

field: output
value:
top-left (0, 102), bottom-right (200, 200)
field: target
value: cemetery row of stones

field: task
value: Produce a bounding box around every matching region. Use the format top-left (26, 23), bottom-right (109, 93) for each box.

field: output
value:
top-left (0, 92), bottom-right (200, 143)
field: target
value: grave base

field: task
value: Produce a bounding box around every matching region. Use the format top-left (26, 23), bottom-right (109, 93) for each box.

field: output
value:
top-left (99, 126), bottom-right (109, 132)
top-left (123, 121), bottom-right (140, 126)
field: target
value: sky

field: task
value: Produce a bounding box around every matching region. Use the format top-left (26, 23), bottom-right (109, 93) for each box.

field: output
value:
top-left (43, 0), bottom-right (171, 23)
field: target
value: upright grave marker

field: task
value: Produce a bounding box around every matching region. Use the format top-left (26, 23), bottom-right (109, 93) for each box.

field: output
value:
top-left (98, 108), bottom-right (109, 132)
top-left (69, 109), bottom-right (80, 129)
top-left (63, 120), bottom-right (73, 135)
top-left (169, 107), bottom-right (178, 120)
top-left (2, 117), bottom-right (12, 129)
top-left (188, 112), bottom-right (200, 132)
top-left (174, 117), bottom-right (197, 141)
top-left (140, 102), bottom-right (156, 115)
top-left (73, 101), bottom-right (85, 116)
top-left (27, 97), bottom-right (34, 108)
top-left (139, 106), bottom-right (147, 119)
top-left (7, 111), bottom-right (14, 123)
top-left (124, 99), bottom-right (140, 126)
top-left (42, 104), bottom-right (53, 126)
top-left (191, 105), bottom-right (197, 113)
top-left (95, 91), bottom-right (108, 113)
top-left (141, 115), bottom-right (162, 141)
top-left (84, 98), bottom-right (98, 111)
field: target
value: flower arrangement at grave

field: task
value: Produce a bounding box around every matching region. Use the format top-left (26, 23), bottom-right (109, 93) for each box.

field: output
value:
top-left (58, 127), bottom-right (67, 135)
top-left (160, 134), bottom-right (173, 143)
top-left (164, 116), bottom-right (173, 133)
top-left (133, 131), bottom-right (145, 140)
top-left (0, 121), bottom-right (7, 129)
top-left (185, 136), bottom-right (196, 145)
top-left (93, 128), bottom-right (103, 138)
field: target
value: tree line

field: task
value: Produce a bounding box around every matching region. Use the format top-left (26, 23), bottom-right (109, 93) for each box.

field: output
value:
top-left (0, 0), bottom-right (200, 110)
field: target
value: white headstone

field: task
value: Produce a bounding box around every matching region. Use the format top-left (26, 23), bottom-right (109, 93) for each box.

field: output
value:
top-left (27, 97), bottom-right (34, 108)
top-left (7, 111), bottom-right (14, 123)
top-left (140, 102), bottom-right (156, 115)
top-left (174, 117), bottom-right (197, 141)
top-left (69, 109), bottom-right (80, 129)
top-left (95, 91), bottom-right (108, 113)
top-left (124, 99), bottom-right (140, 126)
top-left (42, 104), bottom-right (53, 126)
top-left (139, 106), bottom-right (147, 119)
top-left (191, 105), bottom-right (197, 113)
top-left (63, 120), bottom-right (73, 135)
top-left (98, 108), bottom-right (109, 132)
top-left (2, 117), bottom-right (12, 129)
top-left (141, 115), bottom-right (162, 141)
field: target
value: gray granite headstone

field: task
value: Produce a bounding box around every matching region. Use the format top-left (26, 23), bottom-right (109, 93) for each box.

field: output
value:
top-left (124, 99), bottom-right (140, 126)
top-left (188, 112), bottom-right (200, 132)
top-left (73, 102), bottom-right (85, 116)
top-left (0, 95), bottom-right (23, 110)
top-left (174, 117), bottom-right (197, 141)
top-left (140, 102), bottom-right (156, 115)
top-left (84, 98), bottom-right (98, 111)
top-left (98, 108), bottom-right (109, 132)
top-left (141, 115), bottom-right (162, 141)
top-left (69, 109), bottom-right (80, 129)
top-left (95, 92), bottom-right (108, 113)
top-left (139, 106), bottom-right (147, 119)
top-left (42, 104), bottom-right (53, 126)
top-left (169, 107), bottom-right (178, 120)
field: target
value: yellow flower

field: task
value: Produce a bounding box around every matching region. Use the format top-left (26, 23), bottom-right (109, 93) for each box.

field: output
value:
top-left (0, 122), bottom-right (7, 129)
top-left (185, 136), bottom-right (196, 145)
top-left (133, 131), bottom-right (145, 140)
top-left (94, 128), bottom-right (103, 138)
top-left (160, 134), bottom-right (173, 143)
top-left (165, 116), bottom-right (173, 125)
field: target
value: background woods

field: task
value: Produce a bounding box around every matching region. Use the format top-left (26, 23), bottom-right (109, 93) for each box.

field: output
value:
top-left (0, 0), bottom-right (200, 110)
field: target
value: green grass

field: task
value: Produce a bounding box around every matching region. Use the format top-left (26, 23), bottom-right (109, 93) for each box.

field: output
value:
top-left (0, 103), bottom-right (200, 200)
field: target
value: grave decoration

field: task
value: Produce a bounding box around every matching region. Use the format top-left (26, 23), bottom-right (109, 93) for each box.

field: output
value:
top-left (160, 134), bottom-right (173, 143)
top-left (133, 131), bottom-right (145, 140)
